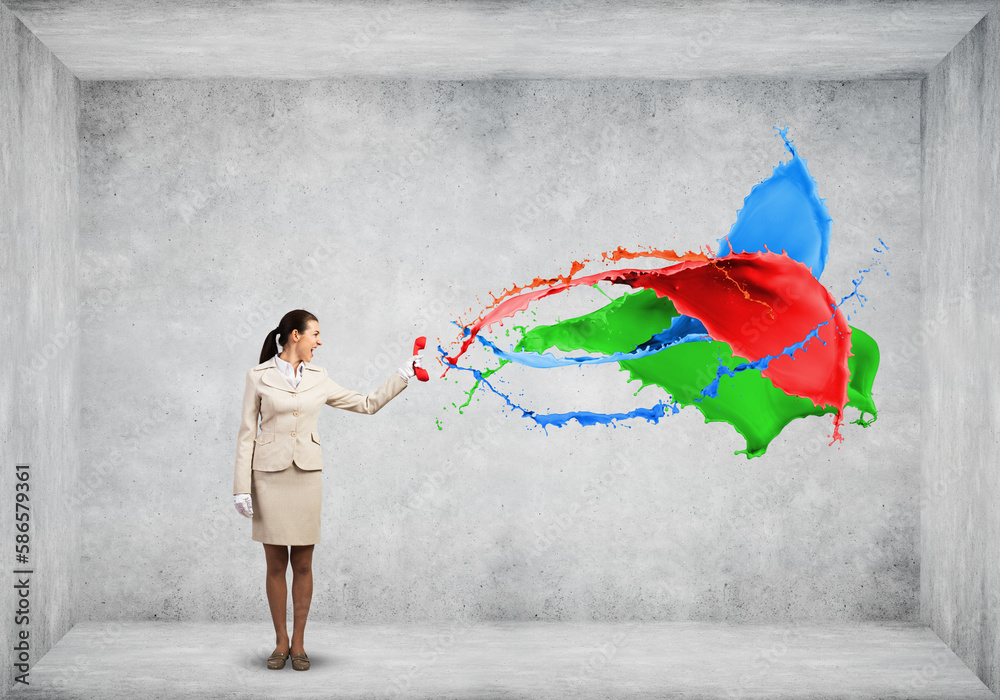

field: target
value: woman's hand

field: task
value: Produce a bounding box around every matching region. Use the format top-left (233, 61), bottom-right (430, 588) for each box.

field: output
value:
top-left (234, 493), bottom-right (253, 518)
top-left (396, 354), bottom-right (422, 382)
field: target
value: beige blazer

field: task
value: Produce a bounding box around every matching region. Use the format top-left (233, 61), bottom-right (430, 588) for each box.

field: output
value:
top-left (233, 355), bottom-right (407, 494)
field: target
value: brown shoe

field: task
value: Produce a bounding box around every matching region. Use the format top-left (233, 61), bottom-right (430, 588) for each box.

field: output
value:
top-left (291, 651), bottom-right (310, 671)
top-left (267, 649), bottom-right (289, 670)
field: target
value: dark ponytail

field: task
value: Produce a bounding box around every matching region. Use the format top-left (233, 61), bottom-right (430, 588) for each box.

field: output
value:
top-left (258, 309), bottom-right (319, 364)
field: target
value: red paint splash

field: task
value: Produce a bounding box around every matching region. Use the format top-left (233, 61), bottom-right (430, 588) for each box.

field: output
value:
top-left (444, 251), bottom-right (852, 441)
top-left (600, 245), bottom-right (714, 264)
top-left (454, 245), bottom-right (715, 343)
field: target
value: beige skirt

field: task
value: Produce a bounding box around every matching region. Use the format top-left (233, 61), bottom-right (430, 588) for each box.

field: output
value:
top-left (250, 461), bottom-right (322, 545)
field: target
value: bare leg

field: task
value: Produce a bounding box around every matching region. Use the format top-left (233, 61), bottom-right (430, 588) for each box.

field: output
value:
top-left (263, 543), bottom-right (290, 655)
top-left (289, 544), bottom-right (314, 655)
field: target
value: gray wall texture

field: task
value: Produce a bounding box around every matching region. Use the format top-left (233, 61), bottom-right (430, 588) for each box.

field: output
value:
top-left (0, 1), bottom-right (79, 693)
top-left (3, 0), bottom-right (994, 80)
top-left (921, 5), bottom-right (1000, 696)
top-left (76, 77), bottom-right (922, 624)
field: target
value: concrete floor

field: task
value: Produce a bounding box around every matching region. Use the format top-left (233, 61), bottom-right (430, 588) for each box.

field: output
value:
top-left (9, 621), bottom-right (996, 699)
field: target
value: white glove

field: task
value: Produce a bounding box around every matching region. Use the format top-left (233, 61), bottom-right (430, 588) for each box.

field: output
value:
top-left (397, 354), bottom-right (421, 381)
top-left (234, 493), bottom-right (253, 518)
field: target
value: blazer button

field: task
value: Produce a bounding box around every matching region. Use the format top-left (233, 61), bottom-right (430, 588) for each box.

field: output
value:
top-left (290, 431), bottom-right (296, 437)
top-left (293, 411), bottom-right (298, 416)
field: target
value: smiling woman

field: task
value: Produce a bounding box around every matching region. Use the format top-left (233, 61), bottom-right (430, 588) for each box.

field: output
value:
top-left (231, 308), bottom-right (422, 670)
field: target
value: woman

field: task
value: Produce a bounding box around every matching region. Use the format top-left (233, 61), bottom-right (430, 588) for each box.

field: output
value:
top-left (232, 309), bottom-right (421, 671)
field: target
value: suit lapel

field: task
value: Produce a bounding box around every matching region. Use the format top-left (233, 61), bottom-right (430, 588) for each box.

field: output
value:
top-left (261, 356), bottom-right (323, 394)
top-left (296, 365), bottom-right (323, 393)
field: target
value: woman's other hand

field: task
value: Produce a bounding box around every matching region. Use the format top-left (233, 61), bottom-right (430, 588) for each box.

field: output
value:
top-left (234, 493), bottom-right (253, 518)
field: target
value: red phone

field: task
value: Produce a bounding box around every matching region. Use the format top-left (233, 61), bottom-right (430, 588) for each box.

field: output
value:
top-left (412, 336), bottom-right (429, 382)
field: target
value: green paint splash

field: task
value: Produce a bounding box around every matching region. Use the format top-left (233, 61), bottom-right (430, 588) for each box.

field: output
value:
top-left (454, 359), bottom-right (511, 413)
top-left (515, 288), bottom-right (879, 457)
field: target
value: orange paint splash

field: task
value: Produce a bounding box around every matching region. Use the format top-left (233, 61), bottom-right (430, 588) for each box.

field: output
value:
top-left (453, 246), bottom-right (710, 342)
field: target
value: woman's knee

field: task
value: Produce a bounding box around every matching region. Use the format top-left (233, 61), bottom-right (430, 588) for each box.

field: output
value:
top-left (263, 544), bottom-right (289, 574)
top-left (266, 561), bottom-right (289, 577)
top-left (289, 546), bottom-right (313, 577)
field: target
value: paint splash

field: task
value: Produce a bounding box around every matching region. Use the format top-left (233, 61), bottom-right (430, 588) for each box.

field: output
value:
top-left (441, 126), bottom-right (881, 457)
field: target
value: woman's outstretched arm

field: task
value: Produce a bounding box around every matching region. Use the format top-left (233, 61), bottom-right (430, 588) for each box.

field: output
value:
top-left (325, 370), bottom-right (408, 414)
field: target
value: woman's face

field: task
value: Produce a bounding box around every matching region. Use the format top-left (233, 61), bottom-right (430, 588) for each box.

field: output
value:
top-left (290, 319), bottom-right (322, 362)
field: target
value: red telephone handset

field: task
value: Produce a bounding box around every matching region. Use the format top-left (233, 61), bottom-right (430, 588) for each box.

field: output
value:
top-left (412, 336), bottom-right (429, 382)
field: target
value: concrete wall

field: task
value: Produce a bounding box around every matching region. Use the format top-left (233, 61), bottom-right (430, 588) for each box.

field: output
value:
top-left (921, 5), bottom-right (1000, 695)
top-left (4, 0), bottom-right (995, 80)
top-left (0, 1), bottom-right (79, 693)
top-left (77, 77), bottom-right (921, 624)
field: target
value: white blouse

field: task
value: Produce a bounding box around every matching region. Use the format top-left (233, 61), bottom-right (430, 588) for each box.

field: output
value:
top-left (274, 354), bottom-right (304, 389)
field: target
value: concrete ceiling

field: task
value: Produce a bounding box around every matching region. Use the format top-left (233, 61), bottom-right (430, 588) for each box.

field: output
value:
top-left (2, 0), bottom-right (996, 81)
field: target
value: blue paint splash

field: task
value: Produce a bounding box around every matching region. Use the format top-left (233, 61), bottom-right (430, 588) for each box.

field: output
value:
top-left (716, 125), bottom-right (833, 279)
top-left (439, 342), bottom-right (679, 432)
